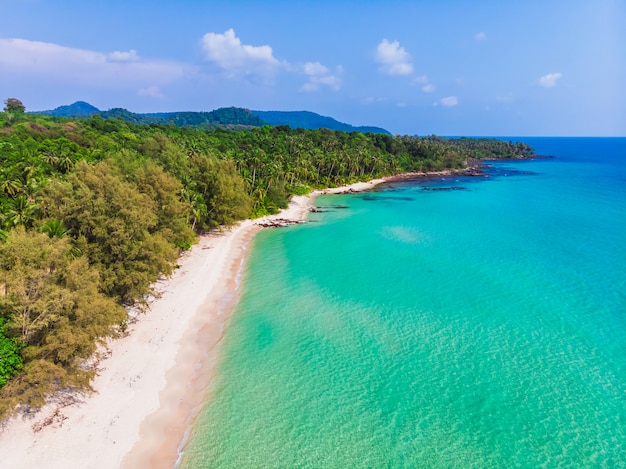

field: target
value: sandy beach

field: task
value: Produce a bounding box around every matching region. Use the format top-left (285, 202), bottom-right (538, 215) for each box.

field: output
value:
top-left (0, 179), bottom-right (384, 469)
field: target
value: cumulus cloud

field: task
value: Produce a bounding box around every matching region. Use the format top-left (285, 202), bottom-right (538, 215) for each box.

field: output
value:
top-left (375, 39), bottom-right (413, 76)
top-left (539, 72), bottom-right (562, 88)
top-left (303, 61), bottom-right (328, 76)
top-left (200, 29), bottom-right (341, 91)
top-left (301, 75), bottom-right (341, 92)
top-left (0, 38), bottom-right (186, 89)
top-left (422, 83), bottom-right (435, 93)
top-left (201, 28), bottom-right (281, 78)
top-left (300, 62), bottom-right (342, 92)
top-left (475, 32), bottom-right (487, 41)
top-left (439, 96), bottom-right (458, 107)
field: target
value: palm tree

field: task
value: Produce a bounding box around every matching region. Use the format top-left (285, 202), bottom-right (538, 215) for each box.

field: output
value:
top-left (0, 172), bottom-right (23, 196)
top-left (5, 196), bottom-right (37, 228)
top-left (40, 218), bottom-right (67, 238)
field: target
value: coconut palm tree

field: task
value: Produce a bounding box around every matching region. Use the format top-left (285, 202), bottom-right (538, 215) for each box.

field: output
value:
top-left (40, 218), bottom-right (68, 238)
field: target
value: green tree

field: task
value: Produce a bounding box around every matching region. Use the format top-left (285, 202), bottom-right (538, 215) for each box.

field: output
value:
top-left (189, 155), bottom-right (251, 228)
top-left (0, 228), bottom-right (126, 414)
top-left (133, 162), bottom-right (195, 248)
top-left (0, 318), bottom-right (23, 388)
top-left (40, 218), bottom-right (68, 239)
top-left (3, 98), bottom-right (25, 113)
top-left (41, 161), bottom-right (179, 302)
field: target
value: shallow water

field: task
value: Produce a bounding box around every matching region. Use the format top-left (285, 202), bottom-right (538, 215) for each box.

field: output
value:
top-left (181, 138), bottom-right (626, 468)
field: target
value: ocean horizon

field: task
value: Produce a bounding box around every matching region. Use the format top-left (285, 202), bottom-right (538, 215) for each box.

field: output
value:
top-left (181, 137), bottom-right (626, 468)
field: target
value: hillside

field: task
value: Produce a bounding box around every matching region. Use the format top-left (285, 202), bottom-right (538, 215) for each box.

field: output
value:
top-left (31, 101), bottom-right (100, 117)
top-left (33, 103), bottom-right (265, 128)
top-left (32, 102), bottom-right (391, 133)
top-left (252, 110), bottom-right (391, 134)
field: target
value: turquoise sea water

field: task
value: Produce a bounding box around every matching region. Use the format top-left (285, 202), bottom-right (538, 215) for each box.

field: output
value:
top-left (181, 138), bottom-right (626, 468)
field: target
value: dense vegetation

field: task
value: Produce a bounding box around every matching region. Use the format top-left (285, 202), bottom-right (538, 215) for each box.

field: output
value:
top-left (0, 98), bottom-right (534, 418)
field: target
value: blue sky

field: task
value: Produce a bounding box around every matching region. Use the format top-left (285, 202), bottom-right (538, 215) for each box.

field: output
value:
top-left (1, 0), bottom-right (624, 136)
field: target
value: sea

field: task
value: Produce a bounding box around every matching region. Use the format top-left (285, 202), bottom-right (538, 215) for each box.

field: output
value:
top-left (180, 138), bottom-right (626, 468)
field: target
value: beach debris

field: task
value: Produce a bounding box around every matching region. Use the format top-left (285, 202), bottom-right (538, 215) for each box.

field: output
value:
top-left (32, 409), bottom-right (68, 433)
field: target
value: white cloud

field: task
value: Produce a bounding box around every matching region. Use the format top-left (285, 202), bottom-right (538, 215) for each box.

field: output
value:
top-left (439, 96), bottom-right (458, 107)
top-left (303, 61), bottom-right (329, 76)
top-left (475, 32), bottom-right (487, 41)
top-left (539, 72), bottom-right (562, 88)
top-left (108, 49), bottom-right (139, 62)
top-left (0, 38), bottom-right (186, 88)
top-left (201, 28), bottom-right (280, 78)
top-left (375, 39), bottom-right (413, 76)
top-left (413, 74), bottom-right (435, 92)
top-left (300, 62), bottom-right (342, 92)
top-left (200, 29), bottom-right (341, 92)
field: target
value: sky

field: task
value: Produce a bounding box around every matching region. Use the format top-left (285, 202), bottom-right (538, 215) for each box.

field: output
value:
top-left (1, 0), bottom-right (624, 136)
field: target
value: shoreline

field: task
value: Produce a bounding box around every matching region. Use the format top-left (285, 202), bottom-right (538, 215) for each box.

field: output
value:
top-left (0, 178), bottom-right (385, 469)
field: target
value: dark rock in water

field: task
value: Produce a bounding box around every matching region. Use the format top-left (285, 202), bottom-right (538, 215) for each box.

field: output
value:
top-left (257, 218), bottom-right (305, 228)
top-left (465, 170), bottom-right (489, 177)
top-left (309, 207), bottom-right (326, 213)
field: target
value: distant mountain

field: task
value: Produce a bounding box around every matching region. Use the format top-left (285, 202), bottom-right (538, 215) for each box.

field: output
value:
top-left (96, 107), bottom-right (266, 128)
top-left (33, 103), bottom-right (266, 128)
top-left (252, 110), bottom-right (391, 134)
top-left (141, 108), bottom-right (266, 127)
top-left (32, 102), bottom-right (390, 134)
top-left (31, 101), bottom-right (100, 117)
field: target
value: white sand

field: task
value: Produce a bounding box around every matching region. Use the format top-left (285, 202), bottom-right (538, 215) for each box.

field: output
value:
top-left (0, 179), bottom-right (385, 469)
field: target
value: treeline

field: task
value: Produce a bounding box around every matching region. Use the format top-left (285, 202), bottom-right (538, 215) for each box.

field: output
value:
top-left (0, 101), bottom-right (535, 418)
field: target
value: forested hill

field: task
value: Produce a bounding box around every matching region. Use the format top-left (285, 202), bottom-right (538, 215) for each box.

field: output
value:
top-left (32, 102), bottom-right (391, 134)
top-left (251, 110), bottom-right (391, 134)
top-left (33, 101), bottom-right (100, 117)
top-left (33, 103), bottom-right (266, 129)
top-left (0, 103), bottom-right (535, 418)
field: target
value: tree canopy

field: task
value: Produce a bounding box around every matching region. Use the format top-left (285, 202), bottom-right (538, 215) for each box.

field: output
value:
top-left (3, 98), bottom-right (25, 113)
